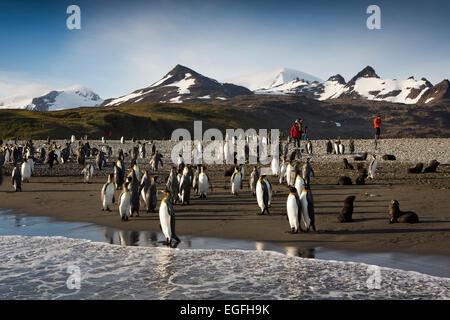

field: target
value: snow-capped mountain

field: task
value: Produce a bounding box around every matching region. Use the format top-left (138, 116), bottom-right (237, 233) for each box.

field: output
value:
top-left (0, 85), bottom-right (103, 111)
top-left (229, 68), bottom-right (323, 92)
top-left (102, 64), bottom-right (253, 106)
top-left (240, 65), bottom-right (448, 105)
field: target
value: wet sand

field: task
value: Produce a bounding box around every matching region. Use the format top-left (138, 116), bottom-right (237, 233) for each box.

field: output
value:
top-left (1, 159), bottom-right (449, 256)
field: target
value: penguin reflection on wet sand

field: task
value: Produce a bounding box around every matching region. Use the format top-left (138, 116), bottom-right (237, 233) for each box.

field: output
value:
top-left (159, 190), bottom-right (180, 246)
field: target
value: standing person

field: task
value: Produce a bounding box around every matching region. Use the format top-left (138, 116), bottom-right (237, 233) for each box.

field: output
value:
top-left (290, 119), bottom-right (302, 148)
top-left (303, 126), bottom-right (309, 140)
top-left (374, 115), bottom-right (381, 149)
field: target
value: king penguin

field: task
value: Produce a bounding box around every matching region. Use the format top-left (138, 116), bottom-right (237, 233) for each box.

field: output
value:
top-left (118, 182), bottom-right (131, 222)
top-left (101, 174), bottom-right (115, 211)
top-left (285, 161), bottom-right (294, 187)
top-left (271, 154), bottom-right (279, 176)
top-left (21, 158), bottom-right (32, 183)
top-left (81, 164), bottom-right (94, 184)
top-left (230, 166), bottom-right (242, 196)
top-left (250, 166), bottom-right (259, 196)
top-left (279, 157), bottom-right (287, 184)
top-left (299, 187), bottom-right (312, 231)
top-left (286, 186), bottom-right (301, 233)
top-left (256, 175), bottom-right (270, 215)
top-left (198, 166), bottom-right (211, 199)
top-left (11, 164), bottom-right (22, 192)
top-left (159, 191), bottom-right (180, 246)
top-left (369, 154), bottom-right (378, 179)
top-left (114, 159), bottom-right (124, 190)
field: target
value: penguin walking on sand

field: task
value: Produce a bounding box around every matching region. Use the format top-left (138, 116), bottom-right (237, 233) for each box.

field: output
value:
top-left (230, 166), bottom-right (242, 196)
top-left (127, 175), bottom-right (140, 217)
top-left (286, 186), bottom-right (301, 233)
top-left (118, 183), bottom-right (131, 222)
top-left (349, 138), bottom-right (355, 154)
top-left (114, 160), bottom-right (125, 190)
top-left (339, 140), bottom-right (345, 155)
top-left (333, 140), bottom-right (339, 155)
top-left (198, 166), bottom-right (211, 199)
top-left (256, 176), bottom-right (270, 215)
top-left (306, 139), bottom-right (312, 154)
top-left (21, 159), bottom-right (32, 183)
top-left (159, 191), bottom-right (180, 245)
top-left (166, 167), bottom-right (179, 204)
top-left (96, 151), bottom-right (106, 170)
top-left (132, 163), bottom-right (141, 182)
top-left (101, 174), bottom-right (115, 211)
top-left (271, 154), bottom-right (279, 176)
top-left (299, 188), bottom-right (312, 231)
top-left (178, 168), bottom-right (192, 205)
top-left (11, 164), bottom-right (22, 192)
top-left (302, 158), bottom-right (315, 186)
top-left (285, 161), bottom-right (294, 187)
top-left (81, 164), bottom-right (94, 183)
top-left (369, 154), bottom-right (378, 179)
top-left (263, 176), bottom-right (272, 207)
top-left (120, 136), bottom-right (125, 144)
top-left (250, 166), bottom-right (259, 196)
top-left (147, 176), bottom-right (158, 212)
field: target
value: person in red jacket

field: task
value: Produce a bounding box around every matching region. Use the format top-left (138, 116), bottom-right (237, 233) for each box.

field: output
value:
top-left (374, 115), bottom-right (381, 140)
top-left (291, 119), bottom-right (302, 147)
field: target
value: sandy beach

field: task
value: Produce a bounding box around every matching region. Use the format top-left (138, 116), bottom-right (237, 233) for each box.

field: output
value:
top-left (1, 138), bottom-right (449, 256)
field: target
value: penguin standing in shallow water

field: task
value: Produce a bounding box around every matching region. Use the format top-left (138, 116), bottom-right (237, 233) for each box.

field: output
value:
top-left (159, 191), bottom-right (180, 246)
top-left (118, 183), bottom-right (131, 222)
top-left (286, 186), bottom-right (301, 233)
top-left (101, 174), bottom-right (115, 211)
top-left (11, 164), bottom-right (22, 192)
top-left (256, 176), bottom-right (270, 215)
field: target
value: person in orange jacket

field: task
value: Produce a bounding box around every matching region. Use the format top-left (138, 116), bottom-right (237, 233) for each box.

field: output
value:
top-left (290, 119), bottom-right (302, 147)
top-left (374, 115), bottom-right (381, 140)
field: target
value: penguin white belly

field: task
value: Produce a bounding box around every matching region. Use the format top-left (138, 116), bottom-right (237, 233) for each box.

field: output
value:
top-left (334, 143), bottom-right (339, 154)
top-left (141, 188), bottom-right (147, 205)
top-left (299, 190), bottom-right (311, 229)
top-left (119, 193), bottom-right (131, 218)
top-left (339, 144), bottom-right (344, 154)
top-left (256, 180), bottom-right (265, 212)
top-left (232, 175), bottom-right (241, 194)
top-left (271, 158), bottom-right (279, 176)
top-left (286, 166), bottom-right (293, 186)
top-left (287, 195), bottom-right (300, 232)
top-left (104, 184), bottom-right (115, 209)
top-left (198, 174), bottom-right (208, 195)
top-left (280, 164), bottom-right (286, 184)
top-left (295, 176), bottom-right (304, 198)
top-left (370, 160), bottom-right (378, 179)
top-left (159, 201), bottom-right (172, 241)
top-left (21, 163), bottom-right (31, 182)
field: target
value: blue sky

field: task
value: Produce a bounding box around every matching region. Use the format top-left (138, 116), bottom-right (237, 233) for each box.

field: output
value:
top-left (0, 0), bottom-right (449, 99)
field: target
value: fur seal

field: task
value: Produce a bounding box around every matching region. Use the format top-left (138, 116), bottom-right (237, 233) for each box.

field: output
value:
top-left (389, 200), bottom-right (419, 223)
top-left (337, 196), bottom-right (355, 223)
top-left (354, 152), bottom-right (368, 161)
top-left (382, 154), bottom-right (396, 161)
top-left (423, 160), bottom-right (440, 173)
top-left (408, 163), bottom-right (423, 174)
top-left (337, 176), bottom-right (352, 185)
top-left (343, 158), bottom-right (354, 170)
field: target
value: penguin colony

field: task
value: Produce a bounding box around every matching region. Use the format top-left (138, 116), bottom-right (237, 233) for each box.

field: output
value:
top-left (0, 136), bottom-right (433, 247)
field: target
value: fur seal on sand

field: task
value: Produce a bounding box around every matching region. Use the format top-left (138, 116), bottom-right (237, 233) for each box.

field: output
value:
top-left (408, 163), bottom-right (423, 174)
top-left (343, 158), bottom-right (354, 170)
top-left (354, 152), bottom-right (368, 161)
top-left (423, 160), bottom-right (440, 173)
top-left (337, 196), bottom-right (355, 223)
top-left (355, 164), bottom-right (368, 185)
top-left (389, 200), bottom-right (419, 223)
top-left (382, 154), bottom-right (396, 161)
top-left (337, 176), bottom-right (352, 185)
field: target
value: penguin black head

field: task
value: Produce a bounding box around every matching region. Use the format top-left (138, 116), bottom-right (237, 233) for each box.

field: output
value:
top-left (289, 186), bottom-right (297, 194)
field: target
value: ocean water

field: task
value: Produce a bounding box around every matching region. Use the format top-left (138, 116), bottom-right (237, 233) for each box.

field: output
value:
top-left (0, 211), bottom-right (449, 299)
